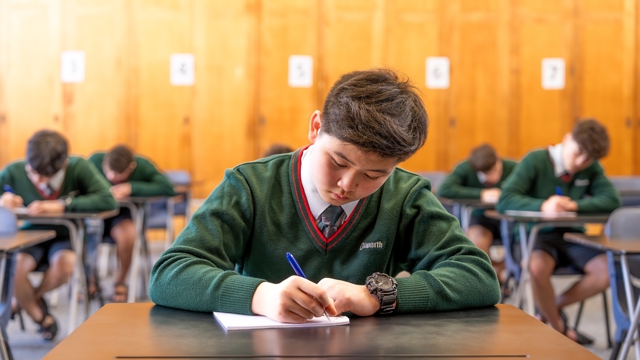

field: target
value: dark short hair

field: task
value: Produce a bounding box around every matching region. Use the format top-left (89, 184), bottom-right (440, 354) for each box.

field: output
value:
top-left (469, 144), bottom-right (498, 173)
top-left (572, 119), bottom-right (610, 159)
top-left (104, 145), bottom-right (135, 173)
top-left (321, 69), bottom-right (428, 162)
top-left (263, 144), bottom-right (294, 157)
top-left (27, 130), bottom-right (68, 176)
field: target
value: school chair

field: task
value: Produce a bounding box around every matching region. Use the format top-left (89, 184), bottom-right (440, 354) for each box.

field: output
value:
top-left (145, 170), bottom-right (192, 249)
top-left (416, 171), bottom-right (447, 194)
top-left (604, 207), bottom-right (640, 359)
top-left (498, 219), bottom-right (612, 347)
top-left (610, 176), bottom-right (640, 207)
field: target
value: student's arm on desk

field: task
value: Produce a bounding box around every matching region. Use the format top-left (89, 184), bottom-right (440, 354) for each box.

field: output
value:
top-left (129, 157), bottom-right (177, 197)
top-left (0, 167), bottom-right (24, 208)
top-left (574, 163), bottom-right (621, 213)
top-left (436, 163), bottom-right (482, 199)
top-left (67, 158), bottom-right (118, 211)
top-left (149, 169), bottom-right (264, 314)
top-left (496, 157), bottom-right (544, 212)
top-left (395, 186), bottom-right (500, 312)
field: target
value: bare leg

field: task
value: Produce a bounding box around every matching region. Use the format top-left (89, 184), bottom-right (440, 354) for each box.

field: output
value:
top-left (556, 254), bottom-right (609, 309)
top-left (34, 250), bottom-right (75, 298)
top-left (529, 251), bottom-right (562, 330)
top-left (111, 219), bottom-right (136, 286)
top-left (13, 253), bottom-right (41, 323)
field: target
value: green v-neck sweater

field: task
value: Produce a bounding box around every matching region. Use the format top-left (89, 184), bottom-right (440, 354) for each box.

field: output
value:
top-left (89, 152), bottom-right (176, 197)
top-left (496, 149), bottom-right (621, 231)
top-left (0, 156), bottom-right (118, 237)
top-left (149, 149), bottom-right (500, 314)
top-left (437, 159), bottom-right (517, 199)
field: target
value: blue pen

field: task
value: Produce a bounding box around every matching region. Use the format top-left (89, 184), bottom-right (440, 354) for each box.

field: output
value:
top-left (286, 252), bottom-right (331, 321)
top-left (555, 186), bottom-right (563, 196)
top-left (3, 185), bottom-right (14, 194)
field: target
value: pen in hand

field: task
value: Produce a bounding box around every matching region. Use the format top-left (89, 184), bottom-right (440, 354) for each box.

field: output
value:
top-left (555, 186), bottom-right (563, 196)
top-left (285, 252), bottom-right (331, 321)
top-left (3, 185), bottom-right (14, 194)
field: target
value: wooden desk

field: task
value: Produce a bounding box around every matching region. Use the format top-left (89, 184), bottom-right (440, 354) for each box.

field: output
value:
top-left (564, 233), bottom-right (640, 360)
top-left (436, 197), bottom-right (495, 232)
top-left (485, 210), bottom-right (610, 315)
top-left (44, 303), bottom-right (597, 360)
top-left (0, 230), bottom-right (56, 360)
top-left (15, 210), bottom-right (118, 334)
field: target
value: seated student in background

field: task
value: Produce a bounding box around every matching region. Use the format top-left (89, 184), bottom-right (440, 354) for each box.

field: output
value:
top-left (497, 119), bottom-right (621, 344)
top-left (149, 69), bottom-right (500, 322)
top-left (89, 145), bottom-right (175, 302)
top-left (437, 144), bottom-right (516, 280)
top-left (0, 130), bottom-right (117, 340)
top-left (263, 143), bottom-right (294, 157)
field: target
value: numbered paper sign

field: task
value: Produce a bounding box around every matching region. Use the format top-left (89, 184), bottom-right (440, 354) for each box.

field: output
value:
top-left (170, 53), bottom-right (195, 86)
top-left (542, 58), bottom-right (565, 90)
top-left (60, 51), bottom-right (85, 83)
top-left (288, 55), bottom-right (313, 88)
top-left (425, 57), bottom-right (450, 89)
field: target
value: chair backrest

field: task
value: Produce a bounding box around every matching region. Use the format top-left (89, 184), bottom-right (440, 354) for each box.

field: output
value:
top-left (604, 207), bottom-right (640, 341)
top-left (164, 170), bottom-right (191, 186)
top-left (0, 206), bottom-right (18, 236)
top-left (416, 171), bottom-right (447, 193)
top-left (605, 207), bottom-right (640, 238)
top-left (610, 176), bottom-right (640, 207)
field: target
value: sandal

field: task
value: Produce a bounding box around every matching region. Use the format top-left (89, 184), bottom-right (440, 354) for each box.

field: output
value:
top-left (35, 297), bottom-right (58, 341)
top-left (111, 283), bottom-right (128, 303)
top-left (10, 301), bottom-right (25, 331)
top-left (559, 310), bottom-right (593, 345)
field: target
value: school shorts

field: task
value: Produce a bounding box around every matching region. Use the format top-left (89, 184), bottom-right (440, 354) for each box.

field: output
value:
top-left (468, 213), bottom-right (502, 240)
top-left (19, 238), bottom-right (73, 270)
top-left (102, 207), bottom-right (132, 244)
top-left (534, 229), bottom-right (603, 271)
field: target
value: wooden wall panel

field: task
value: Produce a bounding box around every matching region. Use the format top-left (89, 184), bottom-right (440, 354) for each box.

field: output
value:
top-left (321, 0), bottom-right (385, 97)
top-left (257, 0), bottom-right (319, 156)
top-left (130, 0), bottom-right (192, 171)
top-left (191, 0), bottom-right (257, 197)
top-left (447, 0), bottom-right (511, 169)
top-left (0, 0), bottom-right (61, 164)
top-left (575, 0), bottom-right (636, 175)
top-left (512, 1), bottom-right (574, 158)
top-left (385, 0), bottom-right (448, 171)
top-left (60, 0), bottom-right (130, 157)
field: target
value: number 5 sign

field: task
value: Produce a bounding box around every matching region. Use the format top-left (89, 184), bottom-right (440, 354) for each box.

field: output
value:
top-left (541, 58), bottom-right (565, 90)
top-left (60, 51), bottom-right (85, 83)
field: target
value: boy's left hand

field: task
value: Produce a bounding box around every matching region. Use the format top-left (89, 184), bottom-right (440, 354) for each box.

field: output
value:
top-left (27, 200), bottom-right (65, 215)
top-left (317, 278), bottom-right (381, 316)
top-left (110, 183), bottom-right (132, 200)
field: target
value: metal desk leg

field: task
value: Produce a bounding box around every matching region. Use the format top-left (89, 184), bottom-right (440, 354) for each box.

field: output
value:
top-left (164, 197), bottom-right (175, 249)
top-left (0, 252), bottom-right (10, 360)
top-left (126, 204), bottom-right (142, 304)
top-left (617, 254), bottom-right (640, 360)
top-left (68, 220), bottom-right (88, 334)
top-left (513, 223), bottom-right (529, 311)
top-left (461, 205), bottom-right (472, 233)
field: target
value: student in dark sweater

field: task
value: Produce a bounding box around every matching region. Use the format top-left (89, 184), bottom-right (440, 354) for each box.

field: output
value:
top-left (150, 69), bottom-right (500, 322)
top-left (437, 144), bottom-right (516, 279)
top-left (497, 119), bottom-right (621, 344)
top-left (0, 130), bottom-right (118, 340)
top-left (89, 145), bottom-right (175, 302)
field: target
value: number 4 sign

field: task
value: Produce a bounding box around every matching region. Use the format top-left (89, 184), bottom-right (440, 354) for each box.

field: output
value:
top-left (170, 54), bottom-right (195, 86)
top-left (542, 58), bottom-right (565, 90)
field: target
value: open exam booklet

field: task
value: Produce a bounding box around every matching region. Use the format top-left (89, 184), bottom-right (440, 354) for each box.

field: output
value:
top-left (213, 312), bottom-right (350, 331)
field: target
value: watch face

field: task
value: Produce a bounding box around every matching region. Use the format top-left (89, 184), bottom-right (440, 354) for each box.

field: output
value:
top-left (375, 276), bottom-right (393, 288)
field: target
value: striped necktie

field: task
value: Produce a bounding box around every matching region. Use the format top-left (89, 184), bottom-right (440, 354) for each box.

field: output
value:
top-left (317, 205), bottom-right (345, 238)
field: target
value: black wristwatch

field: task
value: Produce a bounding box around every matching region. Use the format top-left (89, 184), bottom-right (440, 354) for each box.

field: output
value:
top-left (365, 272), bottom-right (397, 315)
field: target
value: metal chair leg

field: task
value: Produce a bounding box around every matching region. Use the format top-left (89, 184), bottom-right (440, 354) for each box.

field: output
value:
top-left (602, 291), bottom-right (613, 349)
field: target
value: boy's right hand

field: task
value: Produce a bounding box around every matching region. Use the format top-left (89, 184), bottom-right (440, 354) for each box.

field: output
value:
top-left (251, 276), bottom-right (337, 323)
top-left (480, 188), bottom-right (501, 203)
top-left (0, 192), bottom-right (24, 209)
top-left (541, 195), bottom-right (577, 213)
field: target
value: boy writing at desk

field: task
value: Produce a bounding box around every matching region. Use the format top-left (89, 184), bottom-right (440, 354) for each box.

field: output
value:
top-left (150, 69), bottom-right (500, 322)
top-left (89, 145), bottom-right (175, 302)
top-left (437, 144), bottom-right (516, 281)
top-left (0, 130), bottom-right (117, 340)
top-left (497, 119), bottom-right (620, 343)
